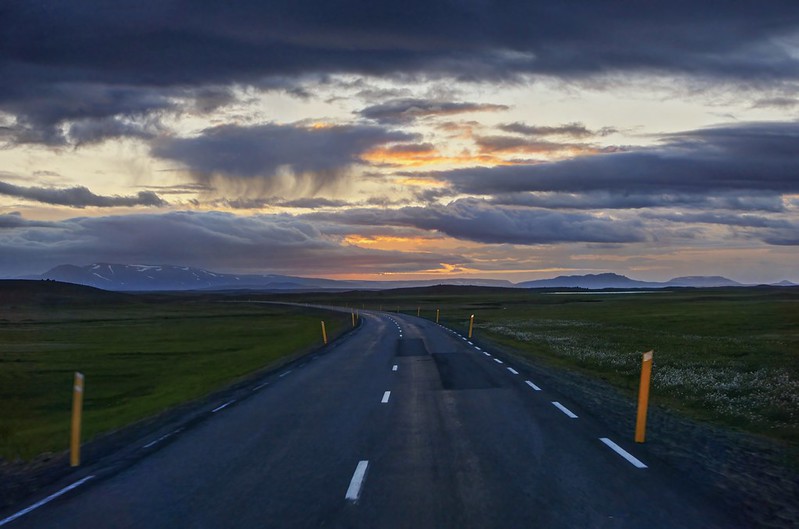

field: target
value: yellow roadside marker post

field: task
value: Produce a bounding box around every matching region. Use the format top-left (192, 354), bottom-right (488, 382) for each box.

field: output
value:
top-left (468, 314), bottom-right (475, 339)
top-left (435, 308), bottom-right (440, 323)
top-left (321, 321), bottom-right (328, 345)
top-left (635, 351), bottom-right (654, 443)
top-left (70, 372), bottom-right (85, 467)
top-left (351, 312), bottom-right (356, 327)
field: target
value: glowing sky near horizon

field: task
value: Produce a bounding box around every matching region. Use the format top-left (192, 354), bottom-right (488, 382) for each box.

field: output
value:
top-left (1, 2), bottom-right (798, 283)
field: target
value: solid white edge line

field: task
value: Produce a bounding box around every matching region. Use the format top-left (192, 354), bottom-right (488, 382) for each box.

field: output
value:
top-left (552, 401), bottom-right (578, 418)
top-left (392, 365), bottom-right (398, 371)
top-left (212, 400), bottom-right (235, 413)
top-left (345, 460), bottom-right (370, 501)
top-left (493, 358), bottom-right (504, 364)
top-left (507, 367), bottom-right (519, 375)
top-left (0, 475), bottom-right (95, 527)
top-left (599, 438), bottom-right (648, 468)
top-left (381, 391), bottom-right (391, 403)
top-left (525, 380), bottom-right (542, 391)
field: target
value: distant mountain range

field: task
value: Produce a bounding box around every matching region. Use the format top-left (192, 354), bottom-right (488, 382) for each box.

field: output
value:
top-left (33, 263), bottom-right (515, 291)
top-left (23, 263), bottom-right (795, 292)
top-left (516, 273), bottom-right (745, 289)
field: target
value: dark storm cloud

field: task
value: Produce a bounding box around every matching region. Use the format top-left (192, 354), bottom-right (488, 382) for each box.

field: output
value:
top-left (0, 84), bottom-right (177, 146)
top-left (498, 122), bottom-right (615, 138)
top-left (435, 122), bottom-right (799, 195)
top-left (0, 180), bottom-right (167, 208)
top-left (640, 211), bottom-right (795, 230)
top-left (150, 123), bottom-right (415, 191)
top-left (0, 212), bottom-right (59, 229)
top-left (488, 191), bottom-right (786, 212)
top-left (3, 1), bottom-right (798, 145)
top-left (642, 211), bottom-right (799, 246)
top-left (305, 199), bottom-right (647, 245)
top-left (4, 1), bottom-right (798, 83)
top-left (0, 83), bottom-right (240, 147)
top-left (358, 99), bottom-right (509, 124)
top-left (0, 211), bottom-right (468, 277)
top-left (67, 116), bottom-right (160, 146)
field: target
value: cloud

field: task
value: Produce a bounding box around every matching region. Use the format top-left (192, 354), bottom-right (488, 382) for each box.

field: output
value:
top-left (488, 191), bottom-right (786, 212)
top-left (0, 211), bottom-right (469, 277)
top-left (751, 96), bottom-right (799, 109)
top-left (474, 135), bottom-right (597, 157)
top-left (0, 84), bottom-right (177, 146)
top-left (434, 122), bottom-right (799, 195)
top-left (2, 3), bottom-right (798, 146)
top-left (0, 212), bottom-right (59, 229)
top-left (358, 98), bottom-right (509, 124)
top-left (150, 122), bottom-right (415, 194)
top-left (2, 2), bottom-right (796, 90)
top-left (0, 180), bottom-right (167, 208)
top-left (305, 198), bottom-right (647, 245)
top-left (498, 122), bottom-right (616, 138)
top-left (640, 211), bottom-right (795, 230)
top-left (279, 197), bottom-right (350, 209)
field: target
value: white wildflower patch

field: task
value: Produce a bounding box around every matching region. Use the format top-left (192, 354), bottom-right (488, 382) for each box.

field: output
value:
top-left (481, 319), bottom-right (799, 428)
top-left (654, 366), bottom-right (799, 425)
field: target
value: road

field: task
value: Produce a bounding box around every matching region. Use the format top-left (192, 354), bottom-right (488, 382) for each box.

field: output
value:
top-left (1, 311), bottom-right (744, 528)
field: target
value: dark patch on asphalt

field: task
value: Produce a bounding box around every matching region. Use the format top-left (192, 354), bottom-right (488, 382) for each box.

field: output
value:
top-left (432, 353), bottom-right (502, 390)
top-left (397, 338), bottom-right (429, 357)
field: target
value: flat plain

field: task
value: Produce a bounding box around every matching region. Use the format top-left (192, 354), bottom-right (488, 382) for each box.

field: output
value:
top-left (0, 281), bottom-right (348, 460)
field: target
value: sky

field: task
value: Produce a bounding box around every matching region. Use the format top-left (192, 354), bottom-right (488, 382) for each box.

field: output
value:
top-left (1, 1), bottom-right (798, 284)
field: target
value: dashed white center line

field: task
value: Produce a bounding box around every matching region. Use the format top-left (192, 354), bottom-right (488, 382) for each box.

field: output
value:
top-left (507, 367), bottom-right (519, 375)
top-left (552, 401), bottom-right (578, 418)
top-left (345, 460), bottom-right (370, 502)
top-left (142, 428), bottom-right (182, 448)
top-left (279, 370), bottom-right (292, 378)
top-left (467, 341), bottom-right (473, 345)
top-left (381, 391), bottom-right (391, 403)
top-left (212, 400), bottom-right (235, 413)
top-left (252, 382), bottom-right (269, 391)
top-left (475, 346), bottom-right (481, 351)
top-left (483, 351), bottom-right (491, 356)
top-left (392, 364), bottom-right (398, 371)
top-left (0, 475), bottom-right (95, 527)
top-left (493, 358), bottom-right (504, 364)
top-left (525, 380), bottom-right (542, 391)
top-left (600, 438), bottom-right (648, 468)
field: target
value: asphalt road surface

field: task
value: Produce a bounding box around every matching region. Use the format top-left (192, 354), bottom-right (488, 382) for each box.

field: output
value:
top-left (1, 311), bottom-right (745, 528)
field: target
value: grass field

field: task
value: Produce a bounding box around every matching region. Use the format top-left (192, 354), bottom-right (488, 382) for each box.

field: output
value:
top-left (283, 286), bottom-right (799, 444)
top-left (0, 283), bottom-right (349, 460)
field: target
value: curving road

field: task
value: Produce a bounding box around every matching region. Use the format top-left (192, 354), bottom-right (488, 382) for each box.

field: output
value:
top-left (1, 311), bottom-right (744, 528)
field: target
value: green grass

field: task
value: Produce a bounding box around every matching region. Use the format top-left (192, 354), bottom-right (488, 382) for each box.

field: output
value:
top-left (0, 290), bottom-right (349, 460)
top-left (282, 287), bottom-right (799, 443)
